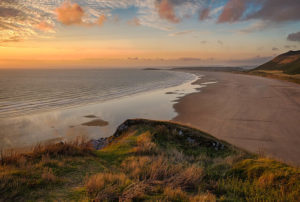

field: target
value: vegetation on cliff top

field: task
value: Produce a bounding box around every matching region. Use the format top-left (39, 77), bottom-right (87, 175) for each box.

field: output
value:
top-left (247, 50), bottom-right (300, 84)
top-left (253, 50), bottom-right (300, 75)
top-left (0, 119), bottom-right (299, 201)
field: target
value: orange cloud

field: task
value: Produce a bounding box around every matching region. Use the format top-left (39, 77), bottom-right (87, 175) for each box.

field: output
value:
top-left (128, 17), bottom-right (140, 26)
top-left (218, 0), bottom-right (247, 23)
top-left (35, 21), bottom-right (54, 32)
top-left (156, 0), bottom-right (180, 23)
top-left (55, 1), bottom-right (84, 25)
top-left (97, 14), bottom-right (106, 26)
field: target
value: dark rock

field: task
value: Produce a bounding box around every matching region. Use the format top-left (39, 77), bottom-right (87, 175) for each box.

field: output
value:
top-left (90, 138), bottom-right (109, 150)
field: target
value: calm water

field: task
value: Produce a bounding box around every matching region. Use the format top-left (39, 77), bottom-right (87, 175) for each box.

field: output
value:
top-left (0, 69), bottom-right (194, 118)
top-left (0, 69), bottom-right (206, 150)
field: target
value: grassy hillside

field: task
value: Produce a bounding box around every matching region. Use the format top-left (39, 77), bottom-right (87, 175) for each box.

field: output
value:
top-left (247, 70), bottom-right (300, 84)
top-left (253, 50), bottom-right (300, 75)
top-left (1, 119), bottom-right (299, 201)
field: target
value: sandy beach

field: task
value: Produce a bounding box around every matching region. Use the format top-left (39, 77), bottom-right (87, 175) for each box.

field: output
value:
top-left (173, 71), bottom-right (300, 166)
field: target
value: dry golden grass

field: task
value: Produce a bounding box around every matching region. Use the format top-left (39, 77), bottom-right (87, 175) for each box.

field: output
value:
top-left (101, 134), bottom-right (205, 201)
top-left (122, 155), bottom-right (178, 181)
top-left (248, 70), bottom-right (300, 84)
top-left (0, 150), bottom-right (22, 166)
top-left (85, 172), bottom-right (131, 201)
top-left (1, 119), bottom-right (299, 201)
top-left (217, 158), bottom-right (300, 201)
top-left (190, 192), bottom-right (216, 202)
top-left (146, 156), bottom-right (181, 181)
top-left (257, 172), bottom-right (276, 188)
top-left (133, 132), bottom-right (158, 155)
top-left (120, 153), bottom-right (204, 198)
top-left (167, 164), bottom-right (203, 190)
top-left (256, 70), bottom-right (300, 78)
top-left (0, 138), bottom-right (93, 166)
top-left (120, 181), bottom-right (150, 201)
top-left (163, 186), bottom-right (189, 201)
top-left (31, 138), bottom-right (93, 158)
top-left (121, 156), bottom-right (151, 180)
top-left (41, 168), bottom-right (56, 182)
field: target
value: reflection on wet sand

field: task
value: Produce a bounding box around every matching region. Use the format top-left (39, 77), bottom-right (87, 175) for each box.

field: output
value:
top-left (81, 119), bottom-right (109, 127)
top-left (165, 92), bottom-right (176, 94)
top-left (84, 115), bottom-right (98, 118)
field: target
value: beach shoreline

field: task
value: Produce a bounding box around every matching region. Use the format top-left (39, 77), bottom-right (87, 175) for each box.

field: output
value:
top-left (0, 69), bottom-right (195, 119)
top-left (0, 70), bottom-right (200, 151)
top-left (172, 70), bottom-right (300, 166)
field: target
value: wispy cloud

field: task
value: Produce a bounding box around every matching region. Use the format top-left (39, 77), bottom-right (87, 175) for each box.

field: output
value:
top-left (238, 21), bottom-right (269, 34)
top-left (0, 0), bottom-right (55, 43)
top-left (0, 0), bottom-right (203, 42)
top-left (168, 30), bottom-right (194, 37)
top-left (178, 57), bottom-right (202, 62)
top-left (2, 0), bottom-right (300, 44)
top-left (127, 17), bottom-right (141, 26)
top-left (217, 40), bottom-right (223, 46)
top-left (35, 21), bottom-right (55, 32)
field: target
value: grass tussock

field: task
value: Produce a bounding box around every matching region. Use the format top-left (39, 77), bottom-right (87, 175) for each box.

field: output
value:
top-left (85, 172), bottom-right (131, 201)
top-left (133, 132), bottom-right (158, 155)
top-left (190, 192), bottom-right (216, 202)
top-left (0, 138), bottom-right (100, 201)
top-left (163, 186), bottom-right (189, 201)
top-left (215, 158), bottom-right (300, 201)
top-left (1, 119), bottom-right (299, 201)
top-left (31, 139), bottom-right (93, 158)
top-left (1, 138), bottom-right (93, 166)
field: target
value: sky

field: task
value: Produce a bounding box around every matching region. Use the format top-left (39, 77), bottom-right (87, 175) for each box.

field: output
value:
top-left (0, 0), bottom-right (300, 68)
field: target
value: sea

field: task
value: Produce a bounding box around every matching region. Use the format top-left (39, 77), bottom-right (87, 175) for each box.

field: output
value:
top-left (0, 69), bottom-right (195, 118)
top-left (0, 69), bottom-right (203, 150)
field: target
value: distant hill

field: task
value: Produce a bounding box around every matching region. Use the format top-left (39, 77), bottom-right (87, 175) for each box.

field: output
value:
top-left (253, 50), bottom-right (300, 75)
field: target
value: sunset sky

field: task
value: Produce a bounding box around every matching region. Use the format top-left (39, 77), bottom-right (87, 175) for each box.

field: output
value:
top-left (0, 0), bottom-right (300, 68)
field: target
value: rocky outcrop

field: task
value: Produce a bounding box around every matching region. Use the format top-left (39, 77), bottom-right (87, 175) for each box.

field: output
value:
top-left (91, 119), bottom-right (231, 151)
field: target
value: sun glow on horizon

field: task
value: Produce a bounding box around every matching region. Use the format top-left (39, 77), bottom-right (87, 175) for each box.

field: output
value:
top-left (0, 0), bottom-right (299, 68)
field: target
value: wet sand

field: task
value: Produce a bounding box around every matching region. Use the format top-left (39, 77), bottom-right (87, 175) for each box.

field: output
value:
top-left (0, 74), bottom-right (199, 150)
top-left (81, 119), bottom-right (109, 127)
top-left (173, 71), bottom-right (300, 166)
